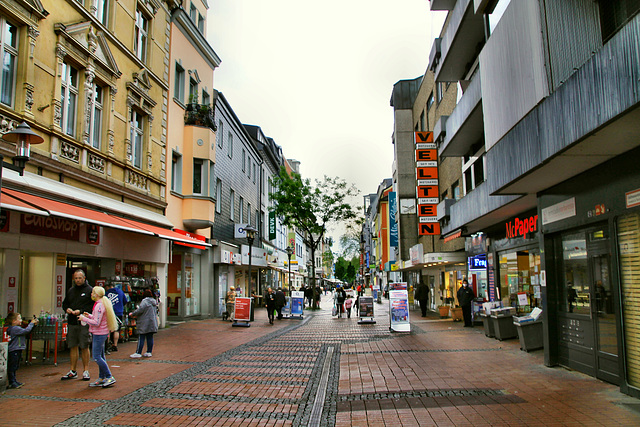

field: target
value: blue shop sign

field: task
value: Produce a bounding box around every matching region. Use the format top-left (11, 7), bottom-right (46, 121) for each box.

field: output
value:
top-left (468, 254), bottom-right (487, 271)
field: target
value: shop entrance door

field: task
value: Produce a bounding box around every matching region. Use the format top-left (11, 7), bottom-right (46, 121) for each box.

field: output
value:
top-left (558, 225), bottom-right (620, 385)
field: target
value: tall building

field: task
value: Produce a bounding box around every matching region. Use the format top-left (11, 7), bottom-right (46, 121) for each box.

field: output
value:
top-left (430, 0), bottom-right (640, 396)
top-left (1, 0), bottom-right (203, 324)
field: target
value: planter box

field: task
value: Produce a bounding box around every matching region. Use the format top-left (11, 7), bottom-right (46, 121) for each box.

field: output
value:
top-left (450, 307), bottom-right (463, 322)
top-left (490, 315), bottom-right (517, 340)
top-left (438, 306), bottom-right (449, 318)
top-left (514, 320), bottom-right (544, 352)
top-left (480, 313), bottom-right (494, 337)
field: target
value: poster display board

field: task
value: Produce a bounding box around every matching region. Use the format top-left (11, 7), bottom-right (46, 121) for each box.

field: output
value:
top-left (233, 297), bottom-right (251, 327)
top-left (358, 296), bottom-right (376, 324)
top-left (389, 288), bottom-right (411, 332)
top-left (282, 297), bottom-right (292, 318)
top-left (290, 291), bottom-right (304, 318)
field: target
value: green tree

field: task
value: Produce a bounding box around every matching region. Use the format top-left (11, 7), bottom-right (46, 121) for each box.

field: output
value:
top-left (270, 167), bottom-right (360, 308)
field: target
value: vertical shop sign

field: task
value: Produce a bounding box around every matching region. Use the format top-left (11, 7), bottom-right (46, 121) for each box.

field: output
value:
top-left (268, 211), bottom-right (276, 240)
top-left (389, 191), bottom-right (398, 247)
top-left (487, 253), bottom-right (496, 301)
top-left (86, 224), bottom-right (100, 245)
top-left (415, 132), bottom-right (440, 236)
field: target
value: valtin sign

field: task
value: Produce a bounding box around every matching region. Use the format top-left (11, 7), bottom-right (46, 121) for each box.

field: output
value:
top-left (415, 132), bottom-right (440, 236)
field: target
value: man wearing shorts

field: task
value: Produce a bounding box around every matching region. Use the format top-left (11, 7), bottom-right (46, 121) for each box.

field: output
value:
top-left (61, 270), bottom-right (94, 381)
top-left (106, 283), bottom-right (126, 351)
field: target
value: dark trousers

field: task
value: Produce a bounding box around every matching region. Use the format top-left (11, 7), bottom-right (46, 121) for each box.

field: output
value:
top-left (276, 306), bottom-right (283, 319)
top-left (462, 304), bottom-right (473, 326)
top-left (267, 306), bottom-right (275, 323)
top-left (419, 299), bottom-right (428, 317)
top-left (8, 350), bottom-right (22, 385)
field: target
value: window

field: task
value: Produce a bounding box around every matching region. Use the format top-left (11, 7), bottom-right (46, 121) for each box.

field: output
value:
top-left (242, 149), bottom-right (246, 172)
top-left (215, 179), bottom-right (222, 213)
top-left (239, 196), bottom-right (244, 223)
top-left (171, 151), bottom-right (182, 193)
top-left (452, 181), bottom-right (461, 200)
top-left (193, 158), bottom-right (204, 194)
top-left (174, 63), bottom-right (185, 103)
top-left (462, 151), bottom-right (486, 194)
top-left (189, 77), bottom-right (197, 103)
top-left (202, 90), bottom-right (210, 106)
top-left (130, 110), bottom-right (144, 168)
top-left (420, 110), bottom-right (425, 132)
top-left (248, 159), bottom-right (251, 178)
top-left (253, 164), bottom-right (257, 184)
top-left (217, 121), bottom-right (223, 147)
top-left (488, 0), bottom-right (512, 35)
top-left (61, 62), bottom-right (79, 137)
top-left (230, 189), bottom-right (235, 220)
top-left (247, 203), bottom-right (252, 225)
top-left (436, 82), bottom-right (444, 103)
top-left (189, 3), bottom-right (197, 22)
top-left (95, 0), bottom-right (109, 26)
top-left (134, 9), bottom-right (148, 62)
top-left (427, 92), bottom-right (434, 110)
top-left (227, 132), bottom-right (233, 158)
top-left (1, 17), bottom-right (18, 107)
top-left (198, 14), bottom-right (205, 33)
top-left (600, 0), bottom-right (640, 43)
top-left (88, 84), bottom-right (103, 149)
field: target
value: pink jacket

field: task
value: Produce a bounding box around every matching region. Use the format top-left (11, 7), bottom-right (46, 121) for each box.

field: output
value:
top-left (79, 301), bottom-right (109, 335)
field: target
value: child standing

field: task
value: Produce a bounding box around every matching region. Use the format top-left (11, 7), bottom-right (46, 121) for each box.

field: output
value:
top-left (79, 286), bottom-right (118, 387)
top-left (344, 297), bottom-right (353, 319)
top-left (5, 312), bottom-right (38, 389)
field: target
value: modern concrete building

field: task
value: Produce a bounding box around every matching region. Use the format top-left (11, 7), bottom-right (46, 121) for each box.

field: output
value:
top-left (429, 0), bottom-right (640, 396)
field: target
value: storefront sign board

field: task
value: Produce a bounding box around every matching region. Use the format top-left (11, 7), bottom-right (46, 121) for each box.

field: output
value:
top-left (389, 290), bottom-right (410, 332)
top-left (626, 188), bottom-right (640, 208)
top-left (542, 197), bottom-right (576, 225)
top-left (291, 291), bottom-right (304, 318)
top-left (358, 296), bottom-right (375, 324)
top-left (233, 297), bottom-right (251, 324)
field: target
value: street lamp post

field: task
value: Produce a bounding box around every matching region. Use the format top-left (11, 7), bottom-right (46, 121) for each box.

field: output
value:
top-left (285, 246), bottom-right (293, 296)
top-left (0, 122), bottom-right (44, 207)
top-left (242, 224), bottom-right (257, 325)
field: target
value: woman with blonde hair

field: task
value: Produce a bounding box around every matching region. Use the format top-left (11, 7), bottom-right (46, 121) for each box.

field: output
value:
top-left (79, 286), bottom-right (118, 387)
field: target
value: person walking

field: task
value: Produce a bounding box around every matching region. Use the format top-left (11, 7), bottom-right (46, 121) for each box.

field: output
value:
top-left (61, 269), bottom-right (94, 381)
top-left (78, 286), bottom-right (118, 387)
top-left (225, 286), bottom-right (236, 322)
top-left (457, 279), bottom-right (476, 327)
top-left (336, 286), bottom-right (346, 318)
top-left (344, 297), bottom-right (353, 319)
top-left (265, 287), bottom-right (276, 324)
top-left (415, 278), bottom-right (430, 317)
top-left (105, 283), bottom-right (126, 352)
top-left (275, 287), bottom-right (286, 320)
top-left (5, 312), bottom-right (38, 389)
top-left (129, 288), bottom-right (159, 358)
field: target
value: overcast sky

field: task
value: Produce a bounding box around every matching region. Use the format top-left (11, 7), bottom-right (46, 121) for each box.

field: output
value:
top-left (207, 1), bottom-right (446, 245)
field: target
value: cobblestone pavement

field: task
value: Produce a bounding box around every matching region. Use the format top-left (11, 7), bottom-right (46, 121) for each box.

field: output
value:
top-left (2, 295), bottom-right (640, 426)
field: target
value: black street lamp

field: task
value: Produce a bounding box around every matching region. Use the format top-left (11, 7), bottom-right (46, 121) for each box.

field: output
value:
top-left (285, 246), bottom-right (293, 296)
top-left (0, 122), bottom-right (44, 208)
top-left (244, 224), bottom-right (257, 294)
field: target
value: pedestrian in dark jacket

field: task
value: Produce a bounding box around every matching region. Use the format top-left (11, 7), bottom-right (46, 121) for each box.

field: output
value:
top-left (129, 289), bottom-right (159, 358)
top-left (265, 287), bottom-right (276, 324)
top-left (415, 279), bottom-right (430, 317)
top-left (5, 312), bottom-right (38, 389)
top-left (61, 270), bottom-right (94, 381)
top-left (457, 279), bottom-right (476, 327)
top-left (275, 288), bottom-right (286, 320)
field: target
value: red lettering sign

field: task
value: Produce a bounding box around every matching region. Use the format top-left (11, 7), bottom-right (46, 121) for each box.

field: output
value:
top-left (87, 224), bottom-right (100, 245)
top-left (414, 132), bottom-right (433, 143)
top-left (416, 149), bottom-right (437, 161)
top-left (20, 214), bottom-right (80, 241)
top-left (418, 204), bottom-right (438, 216)
top-left (417, 186), bottom-right (438, 198)
top-left (2, 327), bottom-right (9, 342)
top-left (234, 297), bottom-right (252, 321)
top-left (416, 167), bottom-right (438, 180)
top-left (419, 223), bottom-right (441, 235)
top-left (506, 215), bottom-right (538, 238)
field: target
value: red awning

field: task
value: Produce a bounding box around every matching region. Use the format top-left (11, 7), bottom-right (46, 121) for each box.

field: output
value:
top-left (1, 190), bottom-right (49, 216)
top-left (172, 228), bottom-right (209, 250)
top-left (2, 189), bottom-right (210, 247)
top-left (443, 229), bottom-right (462, 243)
top-left (3, 189), bottom-right (153, 236)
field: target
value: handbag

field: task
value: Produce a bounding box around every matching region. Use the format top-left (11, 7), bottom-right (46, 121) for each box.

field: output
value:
top-left (332, 305), bottom-right (337, 316)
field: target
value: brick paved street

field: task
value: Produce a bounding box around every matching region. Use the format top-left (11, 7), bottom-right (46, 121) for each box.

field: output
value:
top-left (1, 295), bottom-right (640, 426)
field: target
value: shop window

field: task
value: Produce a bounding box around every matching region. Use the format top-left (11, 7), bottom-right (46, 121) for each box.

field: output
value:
top-left (498, 249), bottom-right (541, 314)
top-left (61, 61), bottom-right (79, 137)
top-left (560, 232), bottom-right (590, 314)
top-left (134, 9), bottom-right (149, 62)
top-left (618, 212), bottom-right (640, 388)
top-left (0, 17), bottom-right (18, 107)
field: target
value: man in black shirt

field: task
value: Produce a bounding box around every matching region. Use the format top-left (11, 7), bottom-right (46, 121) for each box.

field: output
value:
top-left (61, 270), bottom-right (94, 381)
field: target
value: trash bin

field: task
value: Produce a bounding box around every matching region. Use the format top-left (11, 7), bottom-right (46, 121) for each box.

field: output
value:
top-left (514, 319), bottom-right (544, 352)
top-left (491, 315), bottom-right (517, 340)
top-left (480, 313), bottom-right (494, 338)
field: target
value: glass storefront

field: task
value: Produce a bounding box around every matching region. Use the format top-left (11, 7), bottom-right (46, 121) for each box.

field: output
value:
top-left (498, 249), bottom-right (542, 315)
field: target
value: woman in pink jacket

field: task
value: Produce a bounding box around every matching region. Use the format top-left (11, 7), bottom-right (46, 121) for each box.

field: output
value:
top-left (79, 286), bottom-right (118, 387)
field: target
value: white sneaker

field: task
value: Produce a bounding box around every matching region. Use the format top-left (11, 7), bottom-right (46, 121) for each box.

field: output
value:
top-left (82, 370), bottom-right (90, 381)
top-left (130, 353), bottom-right (142, 358)
top-left (143, 352), bottom-right (152, 357)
